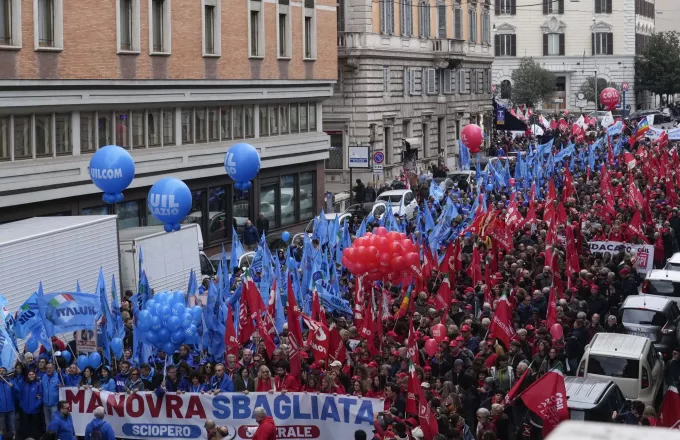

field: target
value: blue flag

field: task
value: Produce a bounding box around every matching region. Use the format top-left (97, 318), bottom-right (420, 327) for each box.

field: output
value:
top-left (459, 140), bottom-right (470, 170)
top-left (0, 324), bottom-right (16, 369)
top-left (316, 279), bottom-right (352, 316)
top-left (96, 268), bottom-right (112, 363)
top-left (37, 291), bottom-right (102, 336)
top-left (110, 275), bottom-right (124, 339)
top-left (230, 227), bottom-right (245, 271)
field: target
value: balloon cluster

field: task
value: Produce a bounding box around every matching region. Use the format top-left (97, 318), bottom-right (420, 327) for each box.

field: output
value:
top-left (136, 291), bottom-right (202, 354)
top-left (76, 352), bottom-right (102, 371)
top-left (225, 143), bottom-right (261, 191)
top-left (89, 145), bottom-right (136, 204)
top-left (147, 177), bottom-right (193, 232)
top-left (425, 323), bottom-right (447, 356)
top-left (341, 227), bottom-right (419, 281)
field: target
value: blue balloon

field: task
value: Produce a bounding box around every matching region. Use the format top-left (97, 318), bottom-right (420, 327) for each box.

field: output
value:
top-left (89, 145), bottom-right (136, 204)
top-left (147, 177), bottom-right (192, 232)
top-left (25, 337), bottom-right (39, 352)
top-left (110, 337), bottom-right (123, 357)
top-left (159, 305), bottom-right (172, 321)
top-left (162, 342), bottom-right (177, 354)
top-left (150, 315), bottom-right (163, 331)
top-left (167, 316), bottom-right (181, 332)
top-left (282, 231), bottom-right (291, 243)
top-left (170, 329), bottom-right (185, 345)
top-left (88, 352), bottom-right (102, 368)
top-left (77, 354), bottom-right (89, 371)
top-left (145, 330), bottom-right (159, 345)
top-left (190, 306), bottom-right (202, 323)
top-left (182, 313), bottom-right (194, 328)
top-left (145, 299), bottom-right (157, 311)
top-left (185, 324), bottom-right (198, 338)
top-left (486, 183), bottom-right (494, 191)
top-left (172, 291), bottom-right (185, 305)
top-left (157, 328), bottom-right (170, 344)
top-left (171, 302), bottom-right (185, 317)
top-left (137, 310), bottom-right (151, 331)
top-left (224, 143), bottom-right (261, 183)
top-left (61, 351), bottom-right (72, 364)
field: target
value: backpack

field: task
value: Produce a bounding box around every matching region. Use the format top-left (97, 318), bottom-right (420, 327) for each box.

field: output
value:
top-left (90, 426), bottom-right (104, 440)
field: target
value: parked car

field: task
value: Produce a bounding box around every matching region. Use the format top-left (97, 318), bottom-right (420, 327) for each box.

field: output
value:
top-left (304, 212), bottom-right (352, 235)
top-left (639, 269), bottom-right (680, 303)
top-left (664, 253), bottom-right (680, 271)
top-left (447, 171), bottom-right (476, 189)
top-left (577, 333), bottom-right (664, 407)
top-left (342, 202), bottom-right (379, 221)
top-left (619, 295), bottom-right (680, 358)
top-left (375, 189), bottom-right (418, 219)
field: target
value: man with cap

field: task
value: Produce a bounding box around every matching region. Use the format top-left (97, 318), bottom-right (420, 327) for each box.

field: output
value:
top-left (460, 324), bottom-right (479, 353)
top-left (507, 338), bottom-right (527, 370)
top-left (329, 360), bottom-right (351, 391)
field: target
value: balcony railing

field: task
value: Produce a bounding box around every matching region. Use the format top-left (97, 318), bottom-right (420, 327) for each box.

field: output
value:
top-left (432, 38), bottom-right (466, 55)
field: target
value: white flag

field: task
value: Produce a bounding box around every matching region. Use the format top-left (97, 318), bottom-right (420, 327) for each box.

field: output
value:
top-left (601, 111), bottom-right (614, 128)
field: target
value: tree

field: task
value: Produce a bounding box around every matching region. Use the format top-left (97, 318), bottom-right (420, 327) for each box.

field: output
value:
top-left (579, 76), bottom-right (620, 109)
top-left (510, 58), bottom-right (556, 107)
top-left (635, 31), bottom-right (680, 101)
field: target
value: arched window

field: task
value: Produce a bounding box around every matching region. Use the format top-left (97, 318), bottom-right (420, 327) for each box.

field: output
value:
top-left (500, 80), bottom-right (512, 100)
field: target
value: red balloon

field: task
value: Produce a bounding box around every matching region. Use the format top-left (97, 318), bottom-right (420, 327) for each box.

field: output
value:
top-left (550, 323), bottom-right (564, 340)
top-left (424, 339), bottom-right (439, 357)
top-left (406, 252), bottom-right (420, 267)
top-left (461, 124), bottom-right (484, 154)
top-left (431, 324), bottom-right (446, 343)
top-left (379, 251), bottom-right (392, 267)
top-left (509, 178), bottom-right (516, 186)
top-left (343, 247), bottom-right (358, 262)
top-left (391, 255), bottom-right (406, 271)
top-left (374, 226), bottom-right (388, 237)
top-left (600, 87), bottom-right (620, 111)
top-left (373, 236), bottom-right (388, 250)
top-left (390, 241), bottom-right (405, 256)
top-left (386, 231), bottom-right (402, 242)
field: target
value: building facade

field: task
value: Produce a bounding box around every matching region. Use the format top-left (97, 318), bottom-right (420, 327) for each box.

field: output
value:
top-left (0, 0), bottom-right (337, 250)
top-left (323, 0), bottom-right (494, 190)
top-left (491, 0), bottom-right (655, 113)
top-left (654, 0), bottom-right (677, 32)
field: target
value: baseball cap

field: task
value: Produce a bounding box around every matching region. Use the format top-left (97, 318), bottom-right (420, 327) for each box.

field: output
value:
top-left (330, 360), bottom-right (342, 367)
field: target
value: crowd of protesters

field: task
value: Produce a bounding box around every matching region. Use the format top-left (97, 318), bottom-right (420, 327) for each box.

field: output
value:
top-left (2, 115), bottom-right (680, 440)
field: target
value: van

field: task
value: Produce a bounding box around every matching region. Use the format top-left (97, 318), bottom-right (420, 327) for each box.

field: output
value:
top-left (639, 269), bottom-right (680, 304)
top-left (577, 333), bottom-right (664, 407)
top-left (619, 295), bottom-right (680, 358)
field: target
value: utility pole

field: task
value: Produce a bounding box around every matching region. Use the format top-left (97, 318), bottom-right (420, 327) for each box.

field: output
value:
top-left (593, 2), bottom-right (598, 112)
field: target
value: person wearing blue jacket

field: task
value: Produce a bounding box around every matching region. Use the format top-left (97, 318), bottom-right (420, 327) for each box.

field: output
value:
top-left (209, 364), bottom-right (234, 394)
top-left (84, 407), bottom-right (116, 440)
top-left (97, 367), bottom-right (116, 392)
top-left (41, 362), bottom-right (61, 426)
top-left (62, 364), bottom-right (82, 387)
top-left (19, 370), bottom-right (43, 440)
top-left (47, 400), bottom-right (76, 440)
top-left (0, 367), bottom-right (16, 437)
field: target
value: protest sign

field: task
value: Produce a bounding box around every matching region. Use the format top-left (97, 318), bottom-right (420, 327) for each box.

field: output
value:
top-left (76, 329), bottom-right (97, 353)
top-left (62, 388), bottom-right (381, 440)
top-left (588, 241), bottom-right (654, 274)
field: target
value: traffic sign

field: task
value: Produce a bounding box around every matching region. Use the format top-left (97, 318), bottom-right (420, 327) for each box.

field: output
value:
top-left (373, 151), bottom-right (385, 164)
top-left (622, 82), bottom-right (629, 91)
top-left (373, 164), bottom-right (384, 175)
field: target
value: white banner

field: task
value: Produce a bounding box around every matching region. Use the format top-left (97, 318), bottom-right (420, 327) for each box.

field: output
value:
top-left (61, 388), bottom-right (381, 440)
top-left (588, 241), bottom-right (654, 274)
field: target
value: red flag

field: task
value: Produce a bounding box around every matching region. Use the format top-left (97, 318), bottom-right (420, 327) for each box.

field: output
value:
top-left (440, 242), bottom-right (456, 276)
top-left (360, 290), bottom-right (379, 355)
top-left (467, 247), bottom-right (482, 285)
top-left (406, 362), bottom-right (420, 415)
top-left (667, 178), bottom-right (679, 207)
top-left (302, 314), bottom-right (330, 363)
top-left (328, 327), bottom-right (347, 364)
top-left (489, 297), bottom-right (515, 349)
top-left (490, 220), bottom-right (513, 252)
top-left (407, 320), bottom-right (420, 366)
top-left (562, 168), bottom-right (574, 202)
top-left (311, 289), bottom-right (322, 322)
top-left (225, 306), bottom-right (240, 357)
top-left (659, 386), bottom-right (680, 428)
top-left (543, 180), bottom-right (557, 224)
top-left (521, 370), bottom-right (570, 437)
top-left (627, 211), bottom-right (648, 243)
top-left (565, 226), bottom-right (580, 276)
top-left (353, 280), bottom-right (365, 332)
top-left (624, 152), bottom-right (636, 170)
top-left (256, 315), bottom-right (277, 358)
top-left (657, 131), bottom-right (669, 149)
top-left (245, 279), bottom-right (266, 318)
top-left (628, 179), bottom-right (645, 210)
top-left (506, 198), bottom-right (524, 233)
top-left (238, 292), bottom-right (255, 344)
top-left (407, 360), bottom-right (439, 439)
top-left (433, 277), bottom-right (451, 312)
top-left (504, 367), bottom-right (531, 406)
top-left (286, 277), bottom-right (303, 377)
top-left (546, 287), bottom-right (558, 330)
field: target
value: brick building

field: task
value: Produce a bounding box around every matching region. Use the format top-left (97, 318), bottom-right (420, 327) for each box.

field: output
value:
top-left (0, 0), bottom-right (337, 249)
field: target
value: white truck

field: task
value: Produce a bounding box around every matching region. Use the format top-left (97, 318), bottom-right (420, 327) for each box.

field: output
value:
top-left (0, 215), bottom-right (121, 314)
top-left (118, 224), bottom-right (209, 295)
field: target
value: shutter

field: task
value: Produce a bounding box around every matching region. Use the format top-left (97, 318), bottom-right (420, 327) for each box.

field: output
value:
top-left (389, 0), bottom-right (394, 33)
top-left (592, 33), bottom-right (595, 55)
top-left (495, 34), bottom-right (501, 56)
top-left (595, 0), bottom-right (601, 14)
top-left (511, 0), bottom-right (516, 15)
top-left (543, 34), bottom-right (549, 56)
top-left (404, 68), bottom-right (410, 95)
top-left (401, 2), bottom-right (405, 35)
top-left (465, 70), bottom-right (471, 92)
top-left (443, 69), bottom-right (452, 94)
top-left (510, 33), bottom-right (516, 56)
top-left (459, 69), bottom-right (465, 93)
top-left (455, 8), bottom-right (462, 39)
top-left (495, 0), bottom-right (500, 14)
top-left (558, 0), bottom-right (564, 14)
top-left (379, 0), bottom-right (385, 33)
top-left (606, 0), bottom-right (611, 12)
top-left (450, 69), bottom-right (457, 93)
top-left (543, 0), bottom-right (548, 14)
top-left (607, 32), bottom-right (613, 55)
top-left (559, 33), bottom-right (565, 55)
top-left (438, 4), bottom-right (447, 38)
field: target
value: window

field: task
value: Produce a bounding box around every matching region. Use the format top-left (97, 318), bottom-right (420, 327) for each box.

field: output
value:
top-left (260, 182), bottom-right (279, 227)
top-left (436, 2), bottom-right (446, 39)
top-left (181, 110), bottom-right (193, 143)
top-left (150, 0), bottom-right (170, 54)
top-left (494, 33), bottom-right (516, 56)
top-left (290, 104), bottom-right (299, 133)
top-left (34, 114), bottom-right (51, 157)
top-left (117, 0), bottom-right (139, 52)
top-left (116, 112), bottom-right (129, 148)
top-left (468, 7), bottom-right (477, 43)
top-left (195, 108), bottom-right (207, 143)
top-left (482, 10), bottom-right (491, 44)
top-left (383, 66), bottom-right (390, 95)
top-left (0, 116), bottom-right (9, 160)
top-left (281, 174), bottom-right (296, 226)
top-left (309, 103), bottom-right (317, 131)
top-left (459, 69), bottom-right (470, 93)
top-left (55, 113), bottom-right (70, 155)
top-left (380, 0), bottom-right (394, 35)
top-left (207, 107), bottom-right (219, 141)
top-left (300, 103), bottom-right (308, 132)
top-left (401, 0), bottom-right (412, 36)
top-left (132, 111), bottom-right (145, 148)
top-left (422, 122), bottom-right (430, 157)
top-left (544, 33), bottom-right (564, 55)
top-left (326, 132), bottom-right (343, 169)
top-left (98, 112), bottom-right (112, 148)
top-left (163, 109), bottom-right (174, 145)
top-left (221, 106), bottom-right (232, 140)
top-left (269, 105), bottom-right (279, 136)
top-left (418, 1), bottom-right (429, 38)
top-left (203, 0), bottom-right (220, 56)
top-left (277, 0), bottom-right (291, 58)
top-left (245, 105), bottom-right (255, 138)
top-left (280, 104), bottom-right (289, 134)
top-left (249, 0), bottom-right (264, 58)
top-left (595, 0), bottom-right (612, 14)
top-left (495, 0), bottom-right (515, 15)
top-left (543, 0), bottom-right (563, 14)
top-left (593, 32), bottom-right (613, 55)
top-left (207, 187), bottom-right (228, 243)
top-left (80, 113), bottom-right (96, 153)
top-left (303, 3), bottom-right (316, 60)
top-left (36, 0), bottom-right (62, 49)
top-left (0, 0), bottom-right (20, 47)
top-left (259, 105), bottom-right (269, 137)
top-left (425, 68), bottom-right (437, 94)
top-left (13, 115), bottom-right (31, 160)
top-left (384, 125), bottom-right (393, 165)
top-left (147, 110), bottom-right (161, 147)
top-left (621, 309), bottom-right (667, 327)
top-left (443, 69), bottom-right (457, 94)
top-left (117, 201), bottom-right (141, 229)
top-left (233, 106), bottom-right (243, 138)
top-left (454, 3), bottom-right (462, 39)
top-left (587, 355), bottom-right (639, 379)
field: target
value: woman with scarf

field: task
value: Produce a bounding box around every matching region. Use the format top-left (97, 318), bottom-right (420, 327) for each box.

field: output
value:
top-left (98, 366), bottom-right (116, 391)
top-left (125, 367), bottom-right (145, 393)
top-left (254, 366), bottom-right (275, 392)
top-left (187, 372), bottom-right (211, 393)
top-left (78, 366), bottom-right (99, 389)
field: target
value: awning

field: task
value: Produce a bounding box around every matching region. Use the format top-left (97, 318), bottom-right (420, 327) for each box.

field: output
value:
top-left (403, 137), bottom-right (422, 148)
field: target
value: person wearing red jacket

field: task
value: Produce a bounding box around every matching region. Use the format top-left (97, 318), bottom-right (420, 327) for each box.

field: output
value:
top-left (273, 362), bottom-right (300, 392)
top-left (252, 407), bottom-right (277, 440)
